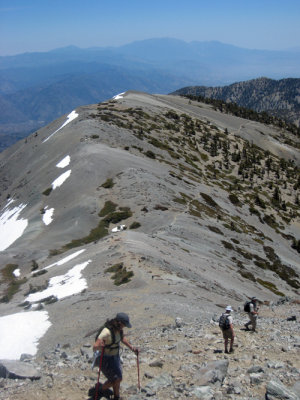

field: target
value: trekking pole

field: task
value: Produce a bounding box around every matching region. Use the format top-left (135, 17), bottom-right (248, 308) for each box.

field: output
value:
top-left (94, 347), bottom-right (104, 400)
top-left (136, 349), bottom-right (141, 391)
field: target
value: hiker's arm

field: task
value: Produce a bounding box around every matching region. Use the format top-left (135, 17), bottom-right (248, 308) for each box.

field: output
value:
top-left (122, 336), bottom-right (138, 354)
top-left (93, 337), bottom-right (105, 352)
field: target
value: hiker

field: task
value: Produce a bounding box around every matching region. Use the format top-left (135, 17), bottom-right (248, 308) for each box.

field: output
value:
top-left (93, 312), bottom-right (138, 400)
top-left (219, 305), bottom-right (235, 354)
top-left (244, 297), bottom-right (259, 332)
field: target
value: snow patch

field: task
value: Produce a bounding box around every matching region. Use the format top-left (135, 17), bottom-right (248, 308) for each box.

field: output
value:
top-left (13, 268), bottom-right (20, 277)
top-left (112, 225), bottom-right (126, 232)
top-left (43, 110), bottom-right (78, 143)
top-left (0, 201), bottom-right (28, 251)
top-left (113, 92), bottom-right (125, 100)
top-left (56, 155), bottom-right (71, 168)
top-left (26, 260), bottom-right (91, 302)
top-left (42, 249), bottom-right (86, 271)
top-left (51, 170), bottom-right (71, 189)
top-left (43, 207), bottom-right (54, 225)
top-left (0, 311), bottom-right (51, 360)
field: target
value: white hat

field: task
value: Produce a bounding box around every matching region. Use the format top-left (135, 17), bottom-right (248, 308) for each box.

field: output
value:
top-left (226, 306), bottom-right (233, 311)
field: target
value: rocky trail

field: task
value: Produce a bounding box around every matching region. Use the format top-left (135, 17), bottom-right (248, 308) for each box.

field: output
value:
top-left (1, 298), bottom-right (299, 400)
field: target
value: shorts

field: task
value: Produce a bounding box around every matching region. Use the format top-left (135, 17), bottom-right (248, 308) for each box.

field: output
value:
top-left (222, 329), bottom-right (233, 339)
top-left (96, 354), bottom-right (122, 382)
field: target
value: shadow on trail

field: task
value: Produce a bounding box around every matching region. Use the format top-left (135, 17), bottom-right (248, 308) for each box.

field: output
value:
top-left (88, 383), bottom-right (113, 399)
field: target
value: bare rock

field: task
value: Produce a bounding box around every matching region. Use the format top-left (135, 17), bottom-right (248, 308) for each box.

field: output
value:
top-left (0, 360), bottom-right (41, 380)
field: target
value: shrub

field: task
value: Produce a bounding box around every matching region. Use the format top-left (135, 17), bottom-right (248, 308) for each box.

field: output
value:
top-left (154, 205), bottom-right (168, 211)
top-left (145, 150), bottom-right (156, 159)
top-left (31, 260), bottom-right (39, 271)
top-left (129, 222), bottom-right (141, 229)
top-left (0, 264), bottom-right (27, 303)
top-left (103, 209), bottom-right (132, 224)
top-left (63, 220), bottom-right (109, 250)
top-left (43, 187), bottom-right (52, 196)
top-left (101, 178), bottom-right (114, 189)
top-left (90, 134), bottom-right (99, 139)
top-left (222, 240), bottom-right (234, 250)
top-left (228, 193), bottom-right (241, 206)
top-left (98, 201), bottom-right (117, 217)
top-left (238, 270), bottom-right (256, 282)
top-left (200, 193), bottom-right (219, 208)
top-left (257, 279), bottom-right (285, 296)
top-left (105, 263), bottom-right (134, 285)
top-left (207, 226), bottom-right (224, 235)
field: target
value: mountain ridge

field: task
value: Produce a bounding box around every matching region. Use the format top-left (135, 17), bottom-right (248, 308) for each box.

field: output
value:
top-left (0, 91), bottom-right (299, 398)
top-left (173, 77), bottom-right (300, 127)
top-left (1, 38), bottom-right (300, 151)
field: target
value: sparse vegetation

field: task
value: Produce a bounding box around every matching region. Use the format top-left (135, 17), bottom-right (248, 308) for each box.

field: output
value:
top-left (129, 221), bottom-right (141, 229)
top-left (257, 278), bottom-right (285, 296)
top-left (101, 178), bottom-right (114, 189)
top-left (145, 150), bottom-right (156, 159)
top-left (43, 187), bottom-right (52, 196)
top-left (98, 201), bottom-right (117, 217)
top-left (105, 262), bottom-right (134, 285)
top-left (238, 270), bottom-right (256, 282)
top-left (0, 264), bottom-right (27, 303)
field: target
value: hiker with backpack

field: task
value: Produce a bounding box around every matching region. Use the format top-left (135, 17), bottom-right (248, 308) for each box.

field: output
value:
top-left (244, 297), bottom-right (259, 332)
top-left (219, 306), bottom-right (235, 354)
top-left (92, 312), bottom-right (138, 400)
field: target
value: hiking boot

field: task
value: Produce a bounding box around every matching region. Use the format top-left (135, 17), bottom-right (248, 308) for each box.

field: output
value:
top-left (229, 348), bottom-right (234, 353)
top-left (224, 349), bottom-right (229, 354)
top-left (244, 324), bottom-right (250, 331)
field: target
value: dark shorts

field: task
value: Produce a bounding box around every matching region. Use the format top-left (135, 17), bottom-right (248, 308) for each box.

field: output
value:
top-left (96, 354), bottom-right (122, 382)
top-left (222, 329), bottom-right (233, 339)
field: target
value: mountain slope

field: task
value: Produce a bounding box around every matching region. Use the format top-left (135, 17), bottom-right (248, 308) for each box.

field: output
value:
top-left (173, 77), bottom-right (300, 127)
top-left (0, 91), bottom-right (299, 398)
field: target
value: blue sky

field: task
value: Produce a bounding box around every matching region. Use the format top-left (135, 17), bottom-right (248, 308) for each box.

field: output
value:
top-left (0, 0), bottom-right (299, 56)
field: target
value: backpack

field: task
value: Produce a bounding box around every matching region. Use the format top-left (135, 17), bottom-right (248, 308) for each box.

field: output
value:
top-left (219, 313), bottom-right (230, 330)
top-left (95, 323), bottom-right (124, 350)
top-left (244, 301), bottom-right (251, 312)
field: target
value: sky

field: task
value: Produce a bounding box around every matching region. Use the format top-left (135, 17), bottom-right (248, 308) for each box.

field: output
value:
top-left (0, 0), bottom-right (299, 56)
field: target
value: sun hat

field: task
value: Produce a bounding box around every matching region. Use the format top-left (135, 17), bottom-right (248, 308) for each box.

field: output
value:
top-left (226, 306), bottom-right (233, 311)
top-left (116, 312), bottom-right (132, 328)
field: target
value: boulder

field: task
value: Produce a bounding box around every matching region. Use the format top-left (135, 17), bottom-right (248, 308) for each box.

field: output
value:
top-left (266, 380), bottom-right (298, 400)
top-left (0, 360), bottom-right (41, 380)
top-left (193, 360), bottom-right (229, 386)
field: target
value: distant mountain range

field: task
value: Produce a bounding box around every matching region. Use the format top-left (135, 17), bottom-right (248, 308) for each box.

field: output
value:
top-left (173, 77), bottom-right (300, 127)
top-left (1, 38), bottom-right (300, 150)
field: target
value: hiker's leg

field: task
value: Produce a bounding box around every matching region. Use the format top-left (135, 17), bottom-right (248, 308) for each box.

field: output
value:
top-left (112, 378), bottom-right (122, 397)
top-left (101, 379), bottom-right (113, 390)
top-left (249, 314), bottom-right (256, 330)
top-left (251, 315), bottom-right (257, 331)
top-left (224, 338), bottom-right (228, 352)
top-left (229, 336), bottom-right (234, 351)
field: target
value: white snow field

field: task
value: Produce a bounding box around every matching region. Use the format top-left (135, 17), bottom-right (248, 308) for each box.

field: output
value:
top-left (26, 260), bottom-right (91, 302)
top-left (0, 311), bottom-right (51, 359)
top-left (0, 201), bottom-right (28, 251)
